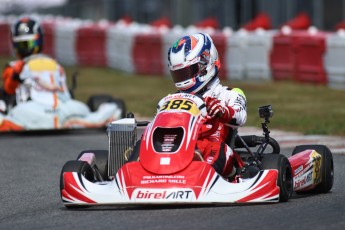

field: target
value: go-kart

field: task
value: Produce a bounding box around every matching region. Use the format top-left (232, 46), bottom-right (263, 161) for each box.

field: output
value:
top-left (0, 72), bottom-right (126, 133)
top-left (60, 93), bottom-right (334, 207)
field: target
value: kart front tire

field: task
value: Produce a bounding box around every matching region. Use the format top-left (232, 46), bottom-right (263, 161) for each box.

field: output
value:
top-left (77, 150), bottom-right (109, 180)
top-left (60, 160), bottom-right (94, 190)
top-left (260, 154), bottom-right (293, 202)
top-left (292, 145), bottom-right (334, 193)
top-left (60, 160), bottom-right (94, 209)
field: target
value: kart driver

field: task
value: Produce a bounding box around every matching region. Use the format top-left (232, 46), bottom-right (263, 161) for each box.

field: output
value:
top-left (0, 17), bottom-right (118, 131)
top-left (2, 17), bottom-right (71, 106)
top-left (166, 32), bottom-right (247, 178)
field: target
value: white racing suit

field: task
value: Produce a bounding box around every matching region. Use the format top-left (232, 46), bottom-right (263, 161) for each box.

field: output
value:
top-left (197, 78), bottom-right (247, 177)
top-left (1, 54), bottom-right (121, 130)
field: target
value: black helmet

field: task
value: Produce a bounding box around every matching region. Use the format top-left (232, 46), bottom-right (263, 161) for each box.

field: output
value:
top-left (11, 17), bottom-right (43, 58)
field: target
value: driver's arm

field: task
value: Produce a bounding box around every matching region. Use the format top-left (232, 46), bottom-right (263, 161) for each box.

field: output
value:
top-left (2, 60), bottom-right (25, 95)
top-left (204, 88), bottom-right (247, 127)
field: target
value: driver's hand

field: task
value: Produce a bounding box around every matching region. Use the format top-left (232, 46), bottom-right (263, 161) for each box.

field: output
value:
top-left (12, 60), bottom-right (25, 82)
top-left (205, 96), bottom-right (224, 118)
top-left (205, 96), bottom-right (235, 122)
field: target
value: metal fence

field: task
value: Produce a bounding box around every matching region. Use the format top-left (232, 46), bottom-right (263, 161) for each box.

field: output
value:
top-left (30, 0), bottom-right (345, 31)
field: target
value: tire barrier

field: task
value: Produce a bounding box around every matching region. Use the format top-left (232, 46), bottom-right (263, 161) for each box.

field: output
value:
top-left (0, 15), bottom-right (344, 89)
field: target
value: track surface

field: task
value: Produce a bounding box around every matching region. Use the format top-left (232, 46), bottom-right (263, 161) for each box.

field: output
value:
top-left (0, 131), bottom-right (344, 230)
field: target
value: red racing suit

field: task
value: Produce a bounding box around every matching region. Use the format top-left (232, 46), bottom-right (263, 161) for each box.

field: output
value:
top-left (197, 78), bottom-right (247, 177)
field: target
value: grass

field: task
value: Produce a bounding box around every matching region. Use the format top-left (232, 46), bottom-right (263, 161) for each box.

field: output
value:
top-left (1, 56), bottom-right (345, 136)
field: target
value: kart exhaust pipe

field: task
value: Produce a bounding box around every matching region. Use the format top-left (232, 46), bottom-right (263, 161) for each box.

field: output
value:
top-left (107, 118), bottom-right (137, 178)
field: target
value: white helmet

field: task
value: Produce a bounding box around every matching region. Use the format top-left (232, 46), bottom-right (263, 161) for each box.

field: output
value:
top-left (168, 32), bottom-right (221, 94)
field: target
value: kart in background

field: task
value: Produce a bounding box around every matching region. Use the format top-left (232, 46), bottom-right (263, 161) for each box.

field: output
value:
top-left (60, 93), bottom-right (333, 208)
top-left (0, 73), bottom-right (126, 133)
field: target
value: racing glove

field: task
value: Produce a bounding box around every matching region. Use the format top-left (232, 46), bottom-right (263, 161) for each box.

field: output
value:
top-left (204, 96), bottom-right (234, 123)
top-left (11, 60), bottom-right (25, 82)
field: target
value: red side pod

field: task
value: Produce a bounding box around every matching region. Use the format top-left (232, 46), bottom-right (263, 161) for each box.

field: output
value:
top-left (289, 149), bottom-right (314, 177)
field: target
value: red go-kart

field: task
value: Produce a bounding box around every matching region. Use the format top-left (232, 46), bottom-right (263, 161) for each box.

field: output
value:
top-left (60, 93), bottom-right (334, 207)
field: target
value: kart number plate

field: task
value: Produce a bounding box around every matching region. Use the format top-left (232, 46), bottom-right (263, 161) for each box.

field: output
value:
top-left (160, 99), bottom-right (200, 116)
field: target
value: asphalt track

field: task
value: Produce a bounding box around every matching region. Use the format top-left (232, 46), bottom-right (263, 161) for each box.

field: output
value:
top-left (0, 130), bottom-right (344, 230)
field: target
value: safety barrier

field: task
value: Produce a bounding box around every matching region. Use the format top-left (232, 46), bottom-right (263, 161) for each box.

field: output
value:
top-left (54, 20), bottom-right (80, 66)
top-left (294, 31), bottom-right (327, 84)
top-left (41, 22), bottom-right (55, 58)
top-left (1, 15), bottom-right (345, 90)
top-left (76, 24), bottom-right (108, 67)
top-left (132, 33), bottom-right (164, 75)
top-left (106, 23), bottom-right (136, 73)
top-left (0, 22), bottom-right (12, 56)
top-left (245, 30), bottom-right (274, 81)
top-left (325, 30), bottom-right (345, 89)
top-left (226, 31), bottom-right (247, 81)
top-left (270, 32), bottom-right (297, 81)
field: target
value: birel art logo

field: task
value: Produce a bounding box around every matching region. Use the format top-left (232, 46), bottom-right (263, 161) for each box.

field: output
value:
top-left (135, 189), bottom-right (193, 201)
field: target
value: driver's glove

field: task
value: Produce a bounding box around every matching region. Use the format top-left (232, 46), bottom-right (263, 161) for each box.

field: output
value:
top-left (11, 60), bottom-right (25, 82)
top-left (204, 96), bottom-right (234, 123)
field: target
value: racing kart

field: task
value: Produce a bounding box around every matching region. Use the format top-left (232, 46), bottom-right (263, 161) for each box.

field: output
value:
top-left (0, 72), bottom-right (126, 133)
top-left (60, 93), bottom-right (334, 207)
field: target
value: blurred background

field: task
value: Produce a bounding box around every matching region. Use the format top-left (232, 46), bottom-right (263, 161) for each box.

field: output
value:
top-left (1, 0), bottom-right (345, 135)
top-left (1, 0), bottom-right (345, 31)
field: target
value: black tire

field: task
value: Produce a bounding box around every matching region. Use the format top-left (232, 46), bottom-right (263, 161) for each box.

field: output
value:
top-left (60, 160), bottom-right (94, 191)
top-left (60, 160), bottom-right (94, 209)
top-left (111, 98), bottom-right (127, 118)
top-left (87, 94), bottom-right (126, 118)
top-left (77, 150), bottom-right (109, 180)
top-left (292, 145), bottom-right (334, 193)
top-left (260, 154), bottom-right (293, 202)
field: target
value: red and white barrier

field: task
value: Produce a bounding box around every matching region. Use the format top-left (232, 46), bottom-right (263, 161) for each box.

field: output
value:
top-left (54, 19), bottom-right (81, 66)
top-left (76, 22), bottom-right (110, 67)
top-left (325, 30), bottom-right (345, 89)
top-left (106, 22), bottom-right (137, 73)
top-left (0, 15), bottom-right (345, 89)
top-left (0, 21), bottom-right (12, 56)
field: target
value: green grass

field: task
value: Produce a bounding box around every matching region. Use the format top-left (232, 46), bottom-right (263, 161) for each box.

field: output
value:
top-left (1, 56), bottom-right (345, 136)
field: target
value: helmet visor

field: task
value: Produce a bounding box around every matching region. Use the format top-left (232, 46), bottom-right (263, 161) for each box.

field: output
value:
top-left (170, 63), bottom-right (199, 83)
top-left (15, 40), bottom-right (35, 50)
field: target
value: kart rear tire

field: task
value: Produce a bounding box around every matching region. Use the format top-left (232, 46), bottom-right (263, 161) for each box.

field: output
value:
top-left (77, 150), bottom-right (109, 180)
top-left (260, 154), bottom-right (293, 202)
top-left (60, 160), bottom-right (94, 209)
top-left (87, 94), bottom-right (126, 118)
top-left (292, 145), bottom-right (334, 193)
